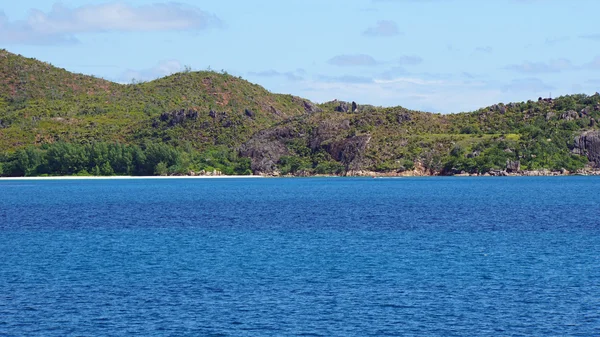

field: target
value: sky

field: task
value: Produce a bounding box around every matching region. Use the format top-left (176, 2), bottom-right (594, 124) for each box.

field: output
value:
top-left (1, 0), bottom-right (599, 113)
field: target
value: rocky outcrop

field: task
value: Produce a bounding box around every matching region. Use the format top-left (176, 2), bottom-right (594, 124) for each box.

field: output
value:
top-left (239, 127), bottom-right (296, 174)
top-left (327, 135), bottom-right (371, 172)
top-left (302, 100), bottom-right (322, 114)
top-left (397, 112), bottom-right (412, 124)
top-left (506, 160), bottom-right (521, 173)
top-left (574, 131), bottom-right (600, 167)
top-left (154, 109), bottom-right (199, 127)
top-left (352, 101), bottom-right (358, 112)
top-left (309, 120), bottom-right (351, 150)
top-left (560, 110), bottom-right (579, 121)
top-left (290, 96), bottom-right (322, 114)
top-left (308, 120), bottom-right (370, 171)
top-left (334, 101), bottom-right (350, 113)
top-left (244, 108), bottom-right (255, 118)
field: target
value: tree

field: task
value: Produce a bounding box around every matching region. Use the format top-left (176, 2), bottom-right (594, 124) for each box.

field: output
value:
top-left (100, 162), bottom-right (114, 176)
top-left (155, 162), bottom-right (168, 176)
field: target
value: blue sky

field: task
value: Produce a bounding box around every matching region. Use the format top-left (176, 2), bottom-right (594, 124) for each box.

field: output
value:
top-left (1, 0), bottom-right (599, 113)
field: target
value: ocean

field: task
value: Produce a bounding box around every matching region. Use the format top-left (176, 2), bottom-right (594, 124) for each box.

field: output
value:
top-left (1, 177), bottom-right (599, 336)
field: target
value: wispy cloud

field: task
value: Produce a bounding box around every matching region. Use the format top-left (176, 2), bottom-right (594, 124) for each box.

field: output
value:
top-left (505, 58), bottom-right (573, 74)
top-left (328, 54), bottom-right (379, 66)
top-left (506, 56), bottom-right (600, 73)
top-left (248, 69), bottom-right (304, 82)
top-left (318, 75), bottom-right (374, 84)
top-left (395, 55), bottom-right (422, 65)
top-left (0, 2), bottom-right (222, 45)
top-left (327, 54), bottom-right (422, 68)
top-left (298, 73), bottom-right (502, 113)
top-left (502, 78), bottom-right (554, 93)
top-left (363, 20), bottom-right (401, 37)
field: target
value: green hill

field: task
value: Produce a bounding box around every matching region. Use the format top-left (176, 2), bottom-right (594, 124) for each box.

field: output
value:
top-left (1, 49), bottom-right (600, 177)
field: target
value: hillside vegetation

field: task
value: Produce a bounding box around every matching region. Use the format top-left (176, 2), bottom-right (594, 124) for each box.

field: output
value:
top-left (1, 50), bottom-right (599, 177)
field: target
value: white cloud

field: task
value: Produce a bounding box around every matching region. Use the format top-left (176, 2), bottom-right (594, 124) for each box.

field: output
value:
top-left (0, 2), bottom-right (222, 45)
top-left (295, 72), bottom-right (503, 113)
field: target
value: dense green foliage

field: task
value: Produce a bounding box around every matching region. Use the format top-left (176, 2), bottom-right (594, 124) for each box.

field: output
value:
top-left (1, 49), bottom-right (599, 176)
top-left (0, 142), bottom-right (251, 177)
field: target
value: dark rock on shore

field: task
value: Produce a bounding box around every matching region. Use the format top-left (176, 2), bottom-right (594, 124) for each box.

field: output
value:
top-left (506, 160), bottom-right (521, 173)
top-left (574, 131), bottom-right (600, 167)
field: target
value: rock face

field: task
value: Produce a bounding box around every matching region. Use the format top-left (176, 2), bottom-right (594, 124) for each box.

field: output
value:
top-left (309, 120), bottom-right (351, 150)
top-left (506, 160), bottom-right (521, 173)
top-left (239, 127), bottom-right (296, 174)
top-left (574, 131), bottom-right (600, 167)
top-left (240, 119), bottom-right (372, 175)
top-left (309, 120), bottom-right (370, 171)
top-left (326, 135), bottom-right (371, 172)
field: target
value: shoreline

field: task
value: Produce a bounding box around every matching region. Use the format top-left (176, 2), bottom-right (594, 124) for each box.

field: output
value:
top-left (0, 175), bottom-right (264, 181)
top-left (2, 172), bottom-right (600, 181)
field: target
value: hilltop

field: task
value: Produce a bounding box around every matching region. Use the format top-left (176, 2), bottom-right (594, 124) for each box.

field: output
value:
top-left (1, 50), bottom-right (600, 177)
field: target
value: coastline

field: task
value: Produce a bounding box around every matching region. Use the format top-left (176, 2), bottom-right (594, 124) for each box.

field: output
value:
top-left (2, 170), bottom-right (600, 180)
top-left (0, 175), bottom-right (264, 181)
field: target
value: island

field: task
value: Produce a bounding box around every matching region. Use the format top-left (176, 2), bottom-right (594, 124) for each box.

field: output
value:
top-left (1, 49), bottom-right (599, 177)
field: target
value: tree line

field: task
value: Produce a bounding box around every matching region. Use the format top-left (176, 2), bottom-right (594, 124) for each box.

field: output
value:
top-left (0, 142), bottom-right (252, 177)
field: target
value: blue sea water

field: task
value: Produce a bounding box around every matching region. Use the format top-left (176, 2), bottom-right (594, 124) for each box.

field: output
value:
top-left (0, 177), bottom-right (599, 336)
